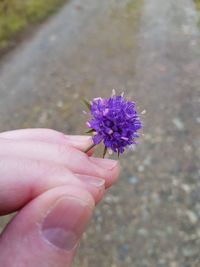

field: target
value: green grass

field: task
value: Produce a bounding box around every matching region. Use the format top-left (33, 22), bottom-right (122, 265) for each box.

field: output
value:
top-left (0, 0), bottom-right (67, 49)
top-left (195, 0), bottom-right (200, 10)
top-left (194, 0), bottom-right (200, 28)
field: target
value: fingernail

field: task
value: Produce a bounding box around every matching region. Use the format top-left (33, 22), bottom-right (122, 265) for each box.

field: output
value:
top-left (77, 175), bottom-right (105, 188)
top-left (89, 158), bottom-right (118, 171)
top-left (41, 197), bottom-right (92, 251)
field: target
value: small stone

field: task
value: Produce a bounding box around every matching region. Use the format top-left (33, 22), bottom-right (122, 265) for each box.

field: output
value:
top-left (182, 247), bottom-right (199, 257)
top-left (72, 92), bottom-right (79, 99)
top-left (141, 109), bottom-right (146, 115)
top-left (181, 184), bottom-right (191, 193)
top-left (138, 165), bottom-right (145, 172)
top-left (181, 25), bottom-right (190, 34)
top-left (57, 100), bottom-right (63, 108)
top-left (172, 118), bottom-right (185, 131)
top-left (143, 155), bottom-right (152, 166)
top-left (104, 234), bottom-right (112, 242)
top-left (172, 179), bottom-right (179, 186)
top-left (158, 258), bottom-right (166, 264)
top-left (128, 176), bottom-right (139, 185)
top-left (185, 210), bottom-right (198, 225)
top-left (170, 262), bottom-right (178, 267)
top-left (166, 226), bottom-right (173, 234)
top-left (65, 83), bottom-right (72, 88)
top-left (138, 228), bottom-right (148, 237)
top-left (104, 195), bottom-right (120, 204)
top-left (196, 117), bottom-right (200, 123)
top-left (183, 144), bottom-right (192, 153)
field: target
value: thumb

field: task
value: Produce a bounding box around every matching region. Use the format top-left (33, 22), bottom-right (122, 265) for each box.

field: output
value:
top-left (0, 186), bottom-right (94, 267)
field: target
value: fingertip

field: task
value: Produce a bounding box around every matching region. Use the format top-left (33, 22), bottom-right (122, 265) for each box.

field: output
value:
top-left (44, 185), bottom-right (96, 210)
top-left (76, 175), bottom-right (105, 204)
top-left (89, 157), bottom-right (120, 188)
top-left (64, 135), bottom-right (93, 149)
top-left (106, 160), bottom-right (120, 188)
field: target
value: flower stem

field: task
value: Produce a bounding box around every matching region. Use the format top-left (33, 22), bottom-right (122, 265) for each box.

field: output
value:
top-left (84, 143), bottom-right (96, 153)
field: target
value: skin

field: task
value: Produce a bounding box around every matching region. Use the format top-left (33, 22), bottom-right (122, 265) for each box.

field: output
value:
top-left (0, 129), bottom-right (120, 267)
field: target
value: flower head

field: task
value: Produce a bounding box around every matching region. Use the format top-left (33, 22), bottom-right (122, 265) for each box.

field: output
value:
top-left (86, 92), bottom-right (142, 155)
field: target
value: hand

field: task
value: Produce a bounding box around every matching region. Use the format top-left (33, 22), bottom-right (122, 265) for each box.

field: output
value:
top-left (0, 129), bottom-right (119, 267)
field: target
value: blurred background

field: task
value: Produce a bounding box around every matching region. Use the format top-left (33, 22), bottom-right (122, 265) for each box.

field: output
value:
top-left (0, 0), bottom-right (200, 266)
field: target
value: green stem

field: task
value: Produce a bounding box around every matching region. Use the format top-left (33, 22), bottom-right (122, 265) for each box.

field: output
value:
top-left (84, 143), bottom-right (96, 153)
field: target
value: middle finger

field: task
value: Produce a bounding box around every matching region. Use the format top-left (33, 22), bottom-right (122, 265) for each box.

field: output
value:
top-left (0, 139), bottom-right (119, 188)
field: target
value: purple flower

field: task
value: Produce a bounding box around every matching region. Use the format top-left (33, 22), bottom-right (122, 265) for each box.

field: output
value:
top-left (86, 93), bottom-right (142, 155)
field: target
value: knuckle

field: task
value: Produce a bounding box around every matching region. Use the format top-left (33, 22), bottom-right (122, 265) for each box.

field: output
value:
top-left (29, 158), bottom-right (62, 177)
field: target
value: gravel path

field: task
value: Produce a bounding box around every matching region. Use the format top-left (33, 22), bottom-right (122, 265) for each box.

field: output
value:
top-left (0, 0), bottom-right (200, 266)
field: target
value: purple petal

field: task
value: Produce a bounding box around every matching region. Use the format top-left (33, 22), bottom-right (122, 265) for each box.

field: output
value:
top-left (93, 134), bottom-right (103, 145)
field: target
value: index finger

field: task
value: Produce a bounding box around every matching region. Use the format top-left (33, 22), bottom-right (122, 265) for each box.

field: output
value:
top-left (0, 129), bottom-right (94, 155)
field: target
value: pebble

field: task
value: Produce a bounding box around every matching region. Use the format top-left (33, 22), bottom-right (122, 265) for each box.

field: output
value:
top-left (170, 262), bottom-right (178, 267)
top-left (104, 234), bottom-right (112, 242)
top-left (138, 228), bottom-right (148, 237)
top-left (172, 118), bottom-right (185, 131)
top-left (128, 176), bottom-right (139, 185)
top-left (143, 155), bottom-right (152, 166)
top-left (104, 195), bottom-right (120, 204)
top-left (181, 25), bottom-right (190, 35)
top-left (57, 100), bottom-right (64, 108)
top-left (185, 210), bottom-right (198, 225)
top-left (72, 92), bottom-right (79, 99)
top-left (138, 165), bottom-right (145, 172)
top-left (181, 184), bottom-right (191, 193)
top-left (183, 144), bottom-right (192, 153)
top-left (182, 246), bottom-right (199, 257)
top-left (158, 258), bottom-right (166, 264)
top-left (196, 117), bottom-right (200, 123)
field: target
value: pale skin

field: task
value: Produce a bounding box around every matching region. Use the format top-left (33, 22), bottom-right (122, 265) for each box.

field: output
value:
top-left (0, 128), bottom-right (120, 267)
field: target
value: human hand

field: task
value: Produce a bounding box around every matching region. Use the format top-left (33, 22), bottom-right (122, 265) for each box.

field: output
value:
top-left (0, 129), bottom-right (119, 267)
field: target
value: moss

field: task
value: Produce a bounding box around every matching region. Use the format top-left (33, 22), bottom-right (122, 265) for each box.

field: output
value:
top-left (0, 0), bottom-right (67, 49)
top-left (126, 0), bottom-right (142, 14)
